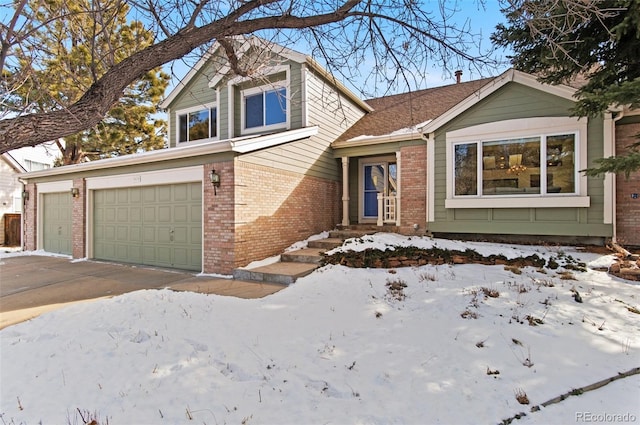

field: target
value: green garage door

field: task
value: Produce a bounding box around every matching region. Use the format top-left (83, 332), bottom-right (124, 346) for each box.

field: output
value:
top-left (94, 182), bottom-right (202, 271)
top-left (42, 192), bottom-right (73, 255)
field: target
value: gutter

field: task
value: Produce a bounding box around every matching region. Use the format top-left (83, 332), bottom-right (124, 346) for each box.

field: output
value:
top-left (332, 131), bottom-right (423, 149)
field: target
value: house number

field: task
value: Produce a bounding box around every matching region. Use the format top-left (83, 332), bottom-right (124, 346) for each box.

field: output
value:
top-left (632, 193), bottom-right (639, 199)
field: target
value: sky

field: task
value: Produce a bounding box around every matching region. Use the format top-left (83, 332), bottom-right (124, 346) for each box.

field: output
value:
top-left (1, 233), bottom-right (639, 424)
top-left (162, 0), bottom-right (512, 99)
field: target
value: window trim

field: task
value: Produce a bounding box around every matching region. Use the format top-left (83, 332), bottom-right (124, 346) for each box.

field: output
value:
top-left (445, 117), bottom-right (589, 209)
top-left (174, 103), bottom-right (219, 145)
top-left (240, 80), bottom-right (290, 135)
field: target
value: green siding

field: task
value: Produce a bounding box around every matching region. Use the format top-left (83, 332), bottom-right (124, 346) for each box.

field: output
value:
top-left (241, 65), bottom-right (367, 181)
top-left (430, 82), bottom-right (612, 238)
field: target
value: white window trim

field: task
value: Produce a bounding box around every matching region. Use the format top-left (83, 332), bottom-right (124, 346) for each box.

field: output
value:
top-left (240, 80), bottom-right (290, 135)
top-left (445, 117), bottom-right (590, 209)
top-left (174, 101), bottom-right (219, 145)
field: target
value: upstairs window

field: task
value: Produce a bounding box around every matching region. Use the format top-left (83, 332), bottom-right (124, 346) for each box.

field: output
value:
top-left (177, 106), bottom-right (217, 143)
top-left (241, 83), bottom-right (288, 134)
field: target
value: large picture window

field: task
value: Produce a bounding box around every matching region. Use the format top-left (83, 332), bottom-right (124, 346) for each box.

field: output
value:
top-left (178, 106), bottom-right (217, 143)
top-left (454, 133), bottom-right (576, 198)
top-left (241, 83), bottom-right (288, 134)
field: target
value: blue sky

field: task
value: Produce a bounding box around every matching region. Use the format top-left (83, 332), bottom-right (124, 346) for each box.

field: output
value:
top-left (163, 0), bottom-right (512, 98)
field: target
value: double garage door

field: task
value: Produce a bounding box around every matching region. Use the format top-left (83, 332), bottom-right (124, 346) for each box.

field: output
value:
top-left (93, 182), bottom-right (202, 271)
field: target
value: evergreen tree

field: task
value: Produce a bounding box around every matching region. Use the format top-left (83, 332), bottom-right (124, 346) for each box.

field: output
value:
top-left (13, 0), bottom-right (169, 164)
top-left (492, 0), bottom-right (640, 177)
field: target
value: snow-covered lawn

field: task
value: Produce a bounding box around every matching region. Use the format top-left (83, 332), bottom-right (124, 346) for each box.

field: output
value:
top-left (1, 234), bottom-right (639, 424)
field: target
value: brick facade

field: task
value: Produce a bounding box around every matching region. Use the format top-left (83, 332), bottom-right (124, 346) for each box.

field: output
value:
top-left (22, 183), bottom-right (37, 251)
top-left (233, 160), bottom-right (341, 268)
top-left (615, 122), bottom-right (640, 247)
top-left (398, 145), bottom-right (427, 233)
top-left (203, 161), bottom-right (236, 274)
top-left (71, 178), bottom-right (86, 258)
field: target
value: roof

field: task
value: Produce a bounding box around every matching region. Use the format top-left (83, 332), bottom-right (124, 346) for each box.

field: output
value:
top-left (160, 37), bottom-right (371, 113)
top-left (334, 77), bottom-right (495, 143)
top-left (1, 153), bottom-right (26, 173)
top-left (20, 127), bottom-right (318, 180)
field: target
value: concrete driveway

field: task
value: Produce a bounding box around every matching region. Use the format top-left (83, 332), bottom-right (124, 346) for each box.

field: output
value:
top-left (0, 254), bottom-right (284, 329)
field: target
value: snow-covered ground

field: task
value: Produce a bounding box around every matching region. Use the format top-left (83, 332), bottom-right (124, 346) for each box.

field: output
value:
top-left (1, 233), bottom-right (639, 424)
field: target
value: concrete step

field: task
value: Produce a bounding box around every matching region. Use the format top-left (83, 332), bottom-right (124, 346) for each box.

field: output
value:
top-left (233, 262), bottom-right (319, 285)
top-left (328, 230), bottom-right (372, 240)
top-left (307, 238), bottom-right (344, 250)
top-left (281, 247), bottom-right (325, 264)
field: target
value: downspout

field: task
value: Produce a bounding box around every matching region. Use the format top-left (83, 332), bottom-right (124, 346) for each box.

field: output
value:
top-left (610, 109), bottom-right (625, 244)
top-left (17, 177), bottom-right (27, 250)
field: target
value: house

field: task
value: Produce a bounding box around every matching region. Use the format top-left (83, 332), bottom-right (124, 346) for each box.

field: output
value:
top-left (1, 142), bottom-right (60, 247)
top-left (0, 153), bottom-right (26, 246)
top-left (19, 38), bottom-right (640, 275)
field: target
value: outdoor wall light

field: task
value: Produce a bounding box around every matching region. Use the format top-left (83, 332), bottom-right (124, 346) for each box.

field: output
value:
top-left (22, 190), bottom-right (29, 201)
top-left (209, 169), bottom-right (221, 195)
top-left (71, 187), bottom-right (80, 198)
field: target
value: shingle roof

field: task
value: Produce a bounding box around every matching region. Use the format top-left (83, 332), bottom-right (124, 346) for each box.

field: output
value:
top-left (335, 77), bottom-right (496, 142)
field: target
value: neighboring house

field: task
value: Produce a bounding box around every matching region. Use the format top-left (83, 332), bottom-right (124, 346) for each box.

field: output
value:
top-left (1, 142), bottom-right (60, 246)
top-left (0, 153), bottom-right (26, 246)
top-left (19, 38), bottom-right (640, 275)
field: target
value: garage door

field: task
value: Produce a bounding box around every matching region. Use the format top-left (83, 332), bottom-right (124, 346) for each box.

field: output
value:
top-left (42, 192), bottom-right (73, 255)
top-left (93, 182), bottom-right (202, 271)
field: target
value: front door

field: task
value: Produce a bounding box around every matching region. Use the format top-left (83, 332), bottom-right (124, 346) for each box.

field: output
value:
top-left (362, 160), bottom-right (397, 220)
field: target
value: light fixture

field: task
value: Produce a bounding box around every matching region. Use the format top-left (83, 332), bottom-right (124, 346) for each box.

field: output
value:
top-left (209, 169), bottom-right (221, 195)
top-left (71, 187), bottom-right (80, 198)
top-left (22, 190), bottom-right (29, 201)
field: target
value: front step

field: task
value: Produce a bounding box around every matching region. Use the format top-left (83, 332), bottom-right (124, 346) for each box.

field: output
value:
top-left (308, 238), bottom-right (344, 250)
top-left (281, 247), bottom-right (325, 264)
top-left (233, 262), bottom-right (318, 285)
top-left (232, 234), bottom-right (355, 286)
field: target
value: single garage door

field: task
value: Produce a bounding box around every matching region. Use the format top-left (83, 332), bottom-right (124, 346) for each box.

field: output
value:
top-left (93, 182), bottom-right (202, 271)
top-left (42, 192), bottom-right (73, 255)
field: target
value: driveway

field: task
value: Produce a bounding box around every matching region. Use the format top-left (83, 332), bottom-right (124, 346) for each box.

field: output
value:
top-left (0, 254), bottom-right (284, 329)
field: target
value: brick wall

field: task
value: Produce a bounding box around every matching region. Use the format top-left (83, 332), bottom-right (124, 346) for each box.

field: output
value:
top-left (615, 122), bottom-right (640, 247)
top-left (398, 145), bottom-right (427, 233)
top-left (203, 161), bottom-right (237, 275)
top-left (233, 161), bottom-right (341, 267)
top-left (22, 183), bottom-right (37, 251)
top-left (71, 178), bottom-right (86, 258)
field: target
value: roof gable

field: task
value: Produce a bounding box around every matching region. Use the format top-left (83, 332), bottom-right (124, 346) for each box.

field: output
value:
top-left (420, 69), bottom-right (577, 134)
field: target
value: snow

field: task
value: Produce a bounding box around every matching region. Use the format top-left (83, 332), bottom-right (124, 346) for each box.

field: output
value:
top-left (1, 234), bottom-right (639, 424)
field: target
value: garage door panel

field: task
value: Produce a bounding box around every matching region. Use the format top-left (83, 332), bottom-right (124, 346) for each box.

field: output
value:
top-left (94, 182), bottom-right (202, 271)
top-left (143, 226), bottom-right (156, 243)
top-left (157, 226), bottom-right (172, 243)
top-left (174, 205), bottom-right (188, 222)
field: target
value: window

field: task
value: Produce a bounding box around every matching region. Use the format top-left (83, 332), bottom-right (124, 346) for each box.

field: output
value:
top-left (241, 83), bottom-right (288, 134)
top-left (177, 106), bottom-right (217, 143)
top-left (454, 134), bottom-right (576, 197)
top-left (24, 159), bottom-right (51, 171)
top-left (445, 117), bottom-right (589, 209)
